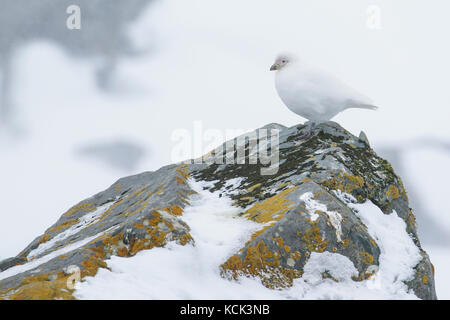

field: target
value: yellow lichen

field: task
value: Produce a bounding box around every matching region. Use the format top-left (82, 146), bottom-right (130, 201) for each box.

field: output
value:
top-left (272, 236), bottom-right (284, 248)
top-left (321, 172), bottom-right (365, 194)
top-left (163, 205), bottom-right (183, 216)
top-left (62, 202), bottom-right (95, 217)
top-left (243, 187), bottom-right (297, 223)
top-left (7, 273), bottom-right (75, 300)
top-left (247, 183), bottom-right (262, 192)
top-left (175, 164), bottom-right (190, 185)
top-left (290, 251), bottom-right (301, 260)
top-left (221, 240), bottom-right (302, 289)
top-left (386, 185), bottom-right (400, 200)
top-left (38, 234), bottom-right (50, 244)
top-left (370, 239), bottom-right (378, 248)
top-left (301, 221), bottom-right (328, 253)
top-left (407, 208), bottom-right (416, 227)
top-left (359, 251), bottom-right (374, 265)
top-left (47, 219), bottom-right (79, 233)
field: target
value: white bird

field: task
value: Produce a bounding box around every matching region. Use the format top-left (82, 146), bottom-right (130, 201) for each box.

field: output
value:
top-left (270, 53), bottom-right (378, 123)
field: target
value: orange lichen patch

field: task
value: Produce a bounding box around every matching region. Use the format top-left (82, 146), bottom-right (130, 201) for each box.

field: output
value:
top-left (290, 251), bottom-right (301, 261)
top-left (406, 208), bottom-right (416, 227)
top-left (175, 164), bottom-right (190, 185)
top-left (301, 221), bottom-right (328, 253)
top-left (272, 237), bottom-right (284, 248)
top-left (81, 249), bottom-right (108, 278)
top-left (96, 200), bottom-right (125, 223)
top-left (58, 255), bottom-right (67, 259)
top-left (423, 275), bottom-right (429, 284)
top-left (62, 202), bottom-right (96, 217)
top-left (47, 219), bottom-right (79, 233)
top-left (101, 211), bottom-right (193, 259)
top-left (4, 273), bottom-right (76, 300)
top-left (127, 213), bottom-right (193, 255)
top-left (221, 240), bottom-right (303, 289)
top-left (386, 185), bottom-right (400, 200)
top-left (176, 177), bottom-right (185, 185)
top-left (171, 205), bottom-right (183, 216)
top-left (359, 251), bottom-right (374, 265)
top-left (115, 185), bottom-right (121, 191)
top-left (120, 197), bottom-right (151, 218)
top-left (163, 205), bottom-right (183, 216)
top-left (175, 166), bottom-right (188, 184)
top-left (134, 222), bottom-right (145, 229)
top-left (117, 247), bottom-right (129, 257)
top-left (284, 245), bottom-right (291, 253)
top-left (99, 232), bottom-right (124, 252)
top-left (321, 172), bottom-right (365, 194)
top-left (38, 234), bottom-right (51, 245)
top-left (243, 187), bottom-right (297, 223)
top-left (119, 188), bottom-right (154, 218)
top-left (343, 239), bottom-right (350, 247)
top-left (301, 177), bottom-right (312, 183)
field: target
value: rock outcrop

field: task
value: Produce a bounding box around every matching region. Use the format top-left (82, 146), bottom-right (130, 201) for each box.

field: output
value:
top-left (0, 122), bottom-right (437, 300)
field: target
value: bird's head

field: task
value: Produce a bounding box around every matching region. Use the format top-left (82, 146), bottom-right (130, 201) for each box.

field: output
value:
top-left (270, 53), bottom-right (297, 71)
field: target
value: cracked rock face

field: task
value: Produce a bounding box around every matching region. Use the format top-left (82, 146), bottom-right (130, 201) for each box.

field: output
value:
top-left (0, 122), bottom-right (437, 300)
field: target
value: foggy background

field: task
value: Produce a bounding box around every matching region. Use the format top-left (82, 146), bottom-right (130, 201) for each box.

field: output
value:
top-left (0, 0), bottom-right (449, 298)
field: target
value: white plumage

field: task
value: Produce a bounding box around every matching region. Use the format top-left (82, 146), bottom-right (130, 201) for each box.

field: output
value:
top-left (270, 53), bottom-right (377, 123)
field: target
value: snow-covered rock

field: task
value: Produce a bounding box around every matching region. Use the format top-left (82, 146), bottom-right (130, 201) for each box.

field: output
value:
top-left (0, 122), bottom-right (436, 300)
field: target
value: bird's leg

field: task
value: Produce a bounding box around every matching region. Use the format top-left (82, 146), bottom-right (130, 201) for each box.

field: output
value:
top-left (297, 121), bottom-right (316, 141)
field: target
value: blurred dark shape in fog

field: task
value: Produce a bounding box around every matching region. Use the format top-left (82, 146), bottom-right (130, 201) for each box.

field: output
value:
top-left (378, 138), bottom-right (450, 247)
top-left (76, 140), bottom-right (146, 172)
top-left (0, 0), bottom-right (153, 125)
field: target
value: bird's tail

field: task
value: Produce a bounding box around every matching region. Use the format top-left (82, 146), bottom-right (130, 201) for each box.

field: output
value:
top-left (353, 104), bottom-right (378, 111)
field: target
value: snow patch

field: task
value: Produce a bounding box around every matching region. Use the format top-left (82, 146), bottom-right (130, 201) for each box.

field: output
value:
top-left (0, 231), bottom-right (114, 281)
top-left (27, 202), bottom-right (114, 260)
top-left (302, 251), bottom-right (358, 285)
top-left (300, 192), bottom-right (343, 242)
top-left (349, 200), bottom-right (423, 291)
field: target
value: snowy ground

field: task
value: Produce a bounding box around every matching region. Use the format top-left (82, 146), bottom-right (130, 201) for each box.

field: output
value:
top-left (1, 0), bottom-right (449, 299)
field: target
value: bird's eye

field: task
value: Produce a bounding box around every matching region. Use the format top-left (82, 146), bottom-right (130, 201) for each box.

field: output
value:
top-left (282, 60), bottom-right (286, 63)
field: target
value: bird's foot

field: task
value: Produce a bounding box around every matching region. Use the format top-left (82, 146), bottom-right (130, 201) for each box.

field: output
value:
top-left (296, 121), bottom-right (316, 141)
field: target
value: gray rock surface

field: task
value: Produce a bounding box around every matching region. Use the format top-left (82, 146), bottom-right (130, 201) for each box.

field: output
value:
top-left (0, 121), bottom-right (437, 300)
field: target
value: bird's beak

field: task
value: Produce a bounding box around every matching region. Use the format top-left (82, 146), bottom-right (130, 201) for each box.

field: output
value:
top-left (270, 63), bottom-right (279, 71)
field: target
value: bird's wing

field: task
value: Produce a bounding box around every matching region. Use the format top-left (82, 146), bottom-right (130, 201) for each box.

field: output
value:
top-left (300, 66), bottom-right (373, 107)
